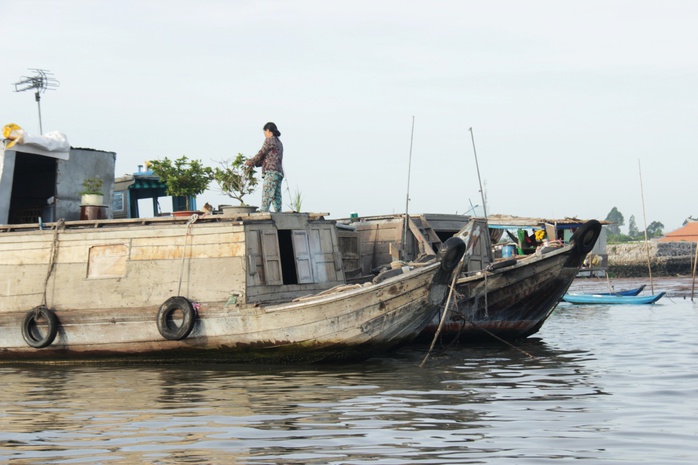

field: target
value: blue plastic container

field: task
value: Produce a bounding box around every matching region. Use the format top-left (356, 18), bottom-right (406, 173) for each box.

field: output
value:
top-left (502, 244), bottom-right (516, 258)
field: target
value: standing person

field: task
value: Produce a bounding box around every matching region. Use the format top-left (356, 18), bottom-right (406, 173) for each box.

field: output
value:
top-left (246, 122), bottom-right (284, 212)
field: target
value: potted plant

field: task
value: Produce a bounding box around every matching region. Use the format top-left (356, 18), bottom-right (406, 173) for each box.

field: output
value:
top-left (147, 155), bottom-right (213, 214)
top-left (80, 176), bottom-right (104, 206)
top-left (213, 153), bottom-right (259, 214)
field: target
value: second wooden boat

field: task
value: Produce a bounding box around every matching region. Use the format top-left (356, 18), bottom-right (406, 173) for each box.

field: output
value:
top-left (336, 214), bottom-right (603, 342)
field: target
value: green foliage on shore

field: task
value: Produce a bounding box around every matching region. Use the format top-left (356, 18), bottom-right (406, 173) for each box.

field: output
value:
top-left (605, 207), bottom-right (664, 243)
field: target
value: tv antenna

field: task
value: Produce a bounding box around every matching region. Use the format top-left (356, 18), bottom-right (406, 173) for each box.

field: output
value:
top-left (13, 68), bottom-right (59, 134)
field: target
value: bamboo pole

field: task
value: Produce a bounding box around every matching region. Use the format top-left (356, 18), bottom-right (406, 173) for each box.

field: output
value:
top-left (638, 159), bottom-right (654, 295)
top-left (691, 239), bottom-right (698, 302)
top-left (469, 128), bottom-right (488, 221)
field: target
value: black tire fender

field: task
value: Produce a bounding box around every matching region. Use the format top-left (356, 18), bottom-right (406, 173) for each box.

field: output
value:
top-left (157, 296), bottom-right (197, 341)
top-left (570, 220), bottom-right (602, 255)
top-left (21, 306), bottom-right (59, 349)
top-left (439, 237), bottom-right (466, 272)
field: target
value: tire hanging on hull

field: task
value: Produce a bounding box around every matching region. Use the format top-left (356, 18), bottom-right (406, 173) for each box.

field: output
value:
top-left (156, 296), bottom-right (197, 341)
top-left (21, 306), bottom-right (59, 348)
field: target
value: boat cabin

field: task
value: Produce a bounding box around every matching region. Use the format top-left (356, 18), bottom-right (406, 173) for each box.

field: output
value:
top-left (1, 136), bottom-right (115, 225)
top-left (486, 214), bottom-right (608, 276)
top-left (0, 211), bottom-right (348, 315)
top-left (336, 213), bottom-right (492, 280)
top-left (335, 213), bottom-right (608, 279)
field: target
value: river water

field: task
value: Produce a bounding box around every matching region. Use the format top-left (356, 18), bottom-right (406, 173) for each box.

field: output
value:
top-left (1, 278), bottom-right (697, 464)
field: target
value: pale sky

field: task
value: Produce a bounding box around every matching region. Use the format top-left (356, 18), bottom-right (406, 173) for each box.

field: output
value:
top-left (2, 0), bottom-right (696, 232)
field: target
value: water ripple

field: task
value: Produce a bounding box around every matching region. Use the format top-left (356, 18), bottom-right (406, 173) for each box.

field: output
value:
top-left (1, 301), bottom-right (697, 464)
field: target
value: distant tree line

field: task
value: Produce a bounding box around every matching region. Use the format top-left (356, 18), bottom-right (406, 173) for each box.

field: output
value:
top-left (604, 207), bottom-right (665, 243)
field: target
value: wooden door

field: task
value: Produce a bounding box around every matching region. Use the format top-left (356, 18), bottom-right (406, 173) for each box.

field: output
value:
top-left (292, 230), bottom-right (314, 284)
top-left (309, 225), bottom-right (343, 283)
top-left (246, 225), bottom-right (283, 286)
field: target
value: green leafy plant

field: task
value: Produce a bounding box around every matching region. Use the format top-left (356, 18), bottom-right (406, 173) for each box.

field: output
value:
top-left (286, 183), bottom-right (303, 212)
top-left (213, 153), bottom-right (258, 206)
top-left (147, 156), bottom-right (213, 211)
top-left (79, 177), bottom-right (103, 196)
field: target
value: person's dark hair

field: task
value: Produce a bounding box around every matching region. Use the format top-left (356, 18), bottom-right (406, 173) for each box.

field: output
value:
top-left (263, 122), bottom-right (281, 137)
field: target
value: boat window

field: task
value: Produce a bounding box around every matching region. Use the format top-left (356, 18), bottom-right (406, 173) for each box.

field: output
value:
top-left (246, 224), bottom-right (343, 287)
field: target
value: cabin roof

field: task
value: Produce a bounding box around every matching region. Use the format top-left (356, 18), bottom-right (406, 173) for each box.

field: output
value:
top-left (486, 214), bottom-right (606, 229)
top-left (114, 173), bottom-right (165, 191)
top-left (334, 212), bottom-right (606, 230)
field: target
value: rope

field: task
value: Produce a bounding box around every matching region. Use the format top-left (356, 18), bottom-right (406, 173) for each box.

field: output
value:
top-left (419, 232), bottom-right (480, 367)
top-left (431, 301), bottom-right (537, 360)
top-left (420, 258), bottom-right (464, 368)
top-left (177, 214), bottom-right (199, 297)
top-left (483, 269), bottom-right (489, 318)
top-left (423, 266), bottom-right (537, 361)
top-left (41, 219), bottom-right (65, 308)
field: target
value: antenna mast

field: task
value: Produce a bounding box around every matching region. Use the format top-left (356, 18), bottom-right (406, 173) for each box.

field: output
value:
top-left (469, 127), bottom-right (488, 220)
top-left (402, 116), bottom-right (415, 260)
top-left (13, 68), bottom-right (59, 134)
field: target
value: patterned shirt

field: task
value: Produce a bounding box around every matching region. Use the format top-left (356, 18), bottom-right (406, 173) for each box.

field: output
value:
top-left (248, 136), bottom-right (284, 175)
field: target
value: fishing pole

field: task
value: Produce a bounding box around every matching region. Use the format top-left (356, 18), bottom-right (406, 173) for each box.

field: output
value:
top-left (469, 127), bottom-right (491, 315)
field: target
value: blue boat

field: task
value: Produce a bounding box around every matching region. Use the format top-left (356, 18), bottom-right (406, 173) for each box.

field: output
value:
top-left (562, 291), bottom-right (665, 305)
top-left (594, 285), bottom-right (646, 297)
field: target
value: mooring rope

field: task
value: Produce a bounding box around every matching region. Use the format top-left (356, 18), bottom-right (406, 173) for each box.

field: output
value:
top-left (419, 264), bottom-right (461, 368)
top-left (483, 270), bottom-right (489, 318)
top-left (177, 214), bottom-right (199, 297)
top-left (424, 267), bottom-right (537, 361)
top-left (458, 310), bottom-right (536, 359)
top-left (40, 219), bottom-right (65, 308)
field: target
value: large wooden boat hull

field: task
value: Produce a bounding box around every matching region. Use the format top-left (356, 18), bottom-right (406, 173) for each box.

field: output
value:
top-left (0, 214), bottom-right (464, 363)
top-left (419, 245), bottom-right (585, 342)
top-left (336, 214), bottom-right (601, 343)
top-left (418, 220), bottom-right (602, 342)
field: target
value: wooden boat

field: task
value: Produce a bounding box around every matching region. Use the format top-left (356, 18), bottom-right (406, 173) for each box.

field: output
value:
top-left (562, 291), bottom-right (665, 305)
top-left (336, 214), bottom-right (602, 342)
top-left (591, 285), bottom-right (646, 297)
top-left (0, 212), bottom-right (466, 363)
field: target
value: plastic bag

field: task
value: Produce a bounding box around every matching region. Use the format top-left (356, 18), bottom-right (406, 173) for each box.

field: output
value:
top-left (22, 130), bottom-right (70, 152)
top-left (2, 123), bottom-right (24, 148)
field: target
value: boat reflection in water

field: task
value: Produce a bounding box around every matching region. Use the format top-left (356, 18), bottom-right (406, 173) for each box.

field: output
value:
top-left (0, 337), bottom-right (599, 464)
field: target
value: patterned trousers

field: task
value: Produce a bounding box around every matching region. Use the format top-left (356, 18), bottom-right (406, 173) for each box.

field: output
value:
top-left (261, 170), bottom-right (283, 212)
